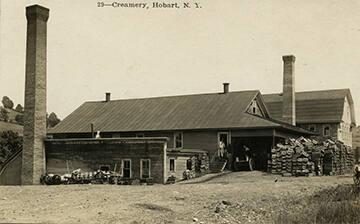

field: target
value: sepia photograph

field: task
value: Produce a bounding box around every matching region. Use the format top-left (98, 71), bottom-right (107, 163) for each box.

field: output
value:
top-left (0, 0), bottom-right (360, 223)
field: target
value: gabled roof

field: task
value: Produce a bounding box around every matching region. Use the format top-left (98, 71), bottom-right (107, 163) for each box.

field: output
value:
top-left (263, 89), bottom-right (356, 125)
top-left (49, 90), bottom-right (310, 134)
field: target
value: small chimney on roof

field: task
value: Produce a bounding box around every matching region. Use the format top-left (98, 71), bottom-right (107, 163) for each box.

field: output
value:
top-left (282, 55), bottom-right (296, 125)
top-left (223, 83), bottom-right (229, 94)
top-left (105, 92), bottom-right (111, 102)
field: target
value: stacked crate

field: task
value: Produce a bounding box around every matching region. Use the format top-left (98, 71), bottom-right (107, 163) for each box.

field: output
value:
top-left (269, 137), bottom-right (354, 177)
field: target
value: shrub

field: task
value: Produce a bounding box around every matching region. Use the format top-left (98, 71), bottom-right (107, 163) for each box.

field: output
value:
top-left (0, 108), bottom-right (9, 122)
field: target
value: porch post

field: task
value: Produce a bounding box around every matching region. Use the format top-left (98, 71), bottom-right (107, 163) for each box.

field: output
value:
top-left (272, 129), bottom-right (276, 148)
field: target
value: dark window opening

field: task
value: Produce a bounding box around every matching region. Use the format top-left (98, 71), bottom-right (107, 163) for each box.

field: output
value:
top-left (170, 159), bottom-right (175, 171)
top-left (324, 126), bottom-right (330, 136)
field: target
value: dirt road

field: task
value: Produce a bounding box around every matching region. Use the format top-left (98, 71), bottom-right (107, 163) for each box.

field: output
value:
top-left (0, 172), bottom-right (353, 224)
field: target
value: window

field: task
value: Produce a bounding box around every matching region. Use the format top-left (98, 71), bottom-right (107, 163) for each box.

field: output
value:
top-left (247, 99), bottom-right (264, 117)
top-left (99, 165), bottom-right (110, 172)
top-left (136, 133), bottom-right (145, 138)
top-left (174, 132), bottom-right (183, 148)
top-left (309, 125), bottom-right (316, 132)
top-left (323, 126), bottom-right (330, 136)
top-left (169, 158), bottom-right (175, 172)
top-left (122, 159), bottom-right (131, 178)
top-left (140, 159), bottom-right (151, 179)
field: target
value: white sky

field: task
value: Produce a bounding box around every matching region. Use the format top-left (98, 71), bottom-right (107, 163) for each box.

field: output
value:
top-left (0, 0), bottom-right (359, 122)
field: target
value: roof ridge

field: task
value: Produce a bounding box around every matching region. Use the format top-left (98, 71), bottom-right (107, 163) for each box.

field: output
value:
top-left (84, 90), bottom-right (261, 103)
top-left (264, 88), bottom-right (350, 96)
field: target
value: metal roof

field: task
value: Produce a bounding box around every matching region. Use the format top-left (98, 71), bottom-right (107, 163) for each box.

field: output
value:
top-left (263, 89), bottom-right (356, 124)
top-left (49, 90), bottom-right (310, 134)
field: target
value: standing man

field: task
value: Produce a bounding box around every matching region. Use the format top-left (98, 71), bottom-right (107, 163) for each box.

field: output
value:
top-left (218, 140), bottom-right (225, 158)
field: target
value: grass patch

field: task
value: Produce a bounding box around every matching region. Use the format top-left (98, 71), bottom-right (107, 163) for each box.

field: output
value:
top-left (277, 185), bottom-right (360, 224)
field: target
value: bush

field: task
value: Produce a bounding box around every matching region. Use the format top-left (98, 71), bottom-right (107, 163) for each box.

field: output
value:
top-left (47, 112), bottom-right (61, 128)
top-left (0, 131), bottom-right (23, 164)
top-left (15, 114), bottom-right (24, 125)
top-left (0, 108), bottom-right (9, 122)
top-left (15, 104), bottom-right (23, 113)
top-left (0, 131), bottom-right (23, 153)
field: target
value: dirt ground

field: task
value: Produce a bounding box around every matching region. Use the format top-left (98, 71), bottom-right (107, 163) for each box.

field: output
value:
top-left (0, 171), bottom-right (354, 224)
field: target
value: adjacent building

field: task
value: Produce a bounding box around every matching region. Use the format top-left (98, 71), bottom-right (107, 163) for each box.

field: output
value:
top-left (264, 89), bottom-right (356, 146)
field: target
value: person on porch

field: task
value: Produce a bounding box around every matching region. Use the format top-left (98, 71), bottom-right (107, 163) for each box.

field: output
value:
top-left (218, 140), bottom-right (225, 158)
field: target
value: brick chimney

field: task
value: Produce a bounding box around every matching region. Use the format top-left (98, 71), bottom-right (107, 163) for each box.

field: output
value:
top-left (105, 92), bottom-right (111, 102)
top-left (21, 5), bottom-right (49, 185)
top-left (282, 55), bottom-right (296, 125)
top-left (223, 83), bottom-right (229, 94)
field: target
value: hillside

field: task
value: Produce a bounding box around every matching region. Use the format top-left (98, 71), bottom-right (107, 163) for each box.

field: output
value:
top-left (0, 121), bottom-right (23, 136)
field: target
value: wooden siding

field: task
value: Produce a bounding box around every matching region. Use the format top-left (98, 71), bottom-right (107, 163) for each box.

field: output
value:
top-left (183, 131), bottom-right (218, 154)
top-left (298, 123), bottom-right (339, 139)
top-left (167, 156), bottom-right (189, 181)
top-left (45, 139), bottom-right (166, 183)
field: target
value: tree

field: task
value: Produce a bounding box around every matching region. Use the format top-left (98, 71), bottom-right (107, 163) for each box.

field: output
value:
top-left (0, 131), bottom-right (23, 160)
top-left (47, 112), bottom-right (61, 128)
top-left (0, 108), bottom-right (9, 122)
top-left (2, 96), bottom-right (14, 109)
top-left (15, 104), bottom-right (23, 113)
top-left (15, 114), bottom-right (24, 125)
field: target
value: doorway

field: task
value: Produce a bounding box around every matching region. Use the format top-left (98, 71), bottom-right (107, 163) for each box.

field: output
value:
top-left (218, 132), bottom-right (230, 147)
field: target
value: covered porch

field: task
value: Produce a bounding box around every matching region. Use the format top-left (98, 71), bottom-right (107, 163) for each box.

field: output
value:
top-left (228, 128), bottom-right (311, 171)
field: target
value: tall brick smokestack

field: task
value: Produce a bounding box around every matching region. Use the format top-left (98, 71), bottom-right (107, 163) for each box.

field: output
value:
top-left (21, 5), bottom-right (49, 185)
top-left (282, 55), bottom-right (296, 126)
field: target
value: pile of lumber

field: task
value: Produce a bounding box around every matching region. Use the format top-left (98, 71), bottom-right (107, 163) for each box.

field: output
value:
top-left (268, 137), bottom-right (354, 177)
